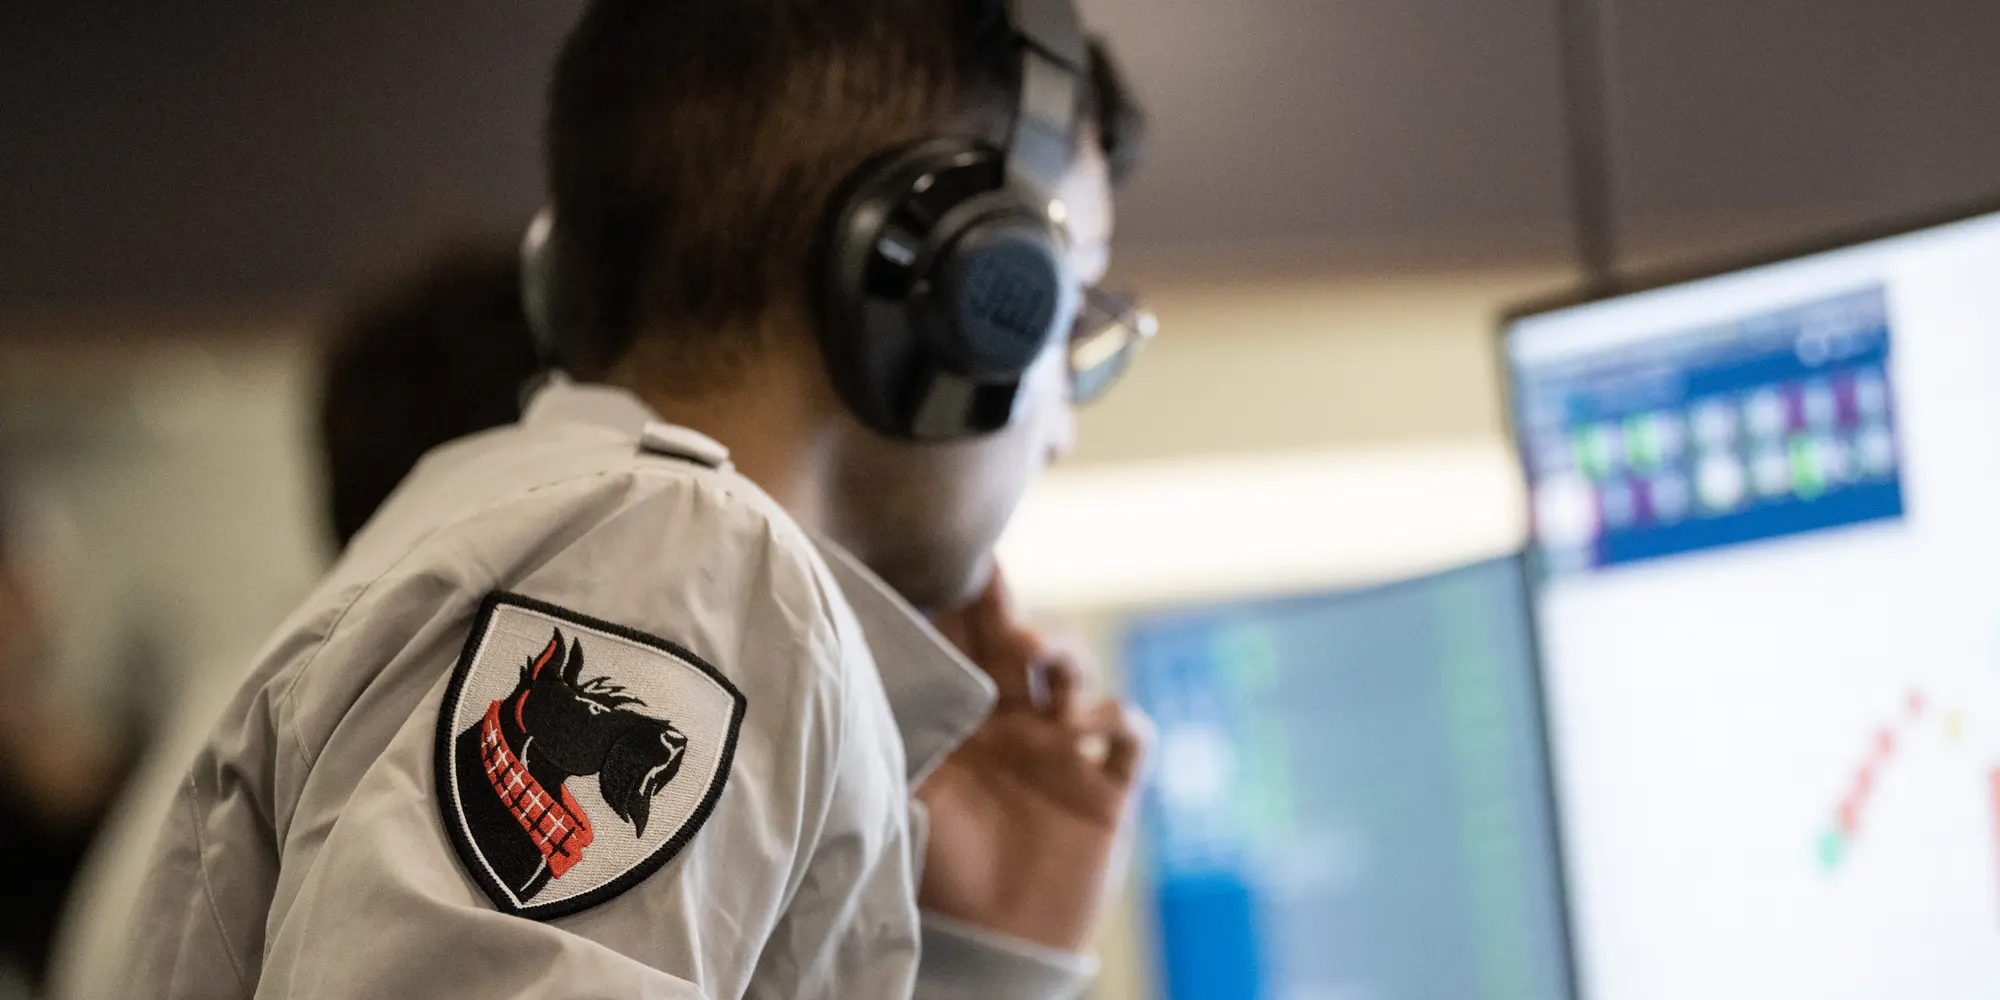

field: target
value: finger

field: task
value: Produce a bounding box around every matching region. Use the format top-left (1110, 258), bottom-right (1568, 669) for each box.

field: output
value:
top-left (1067, 700), bottom-right (1121, 762)
top-left (985, 622), bottom-right (1047, 711)
top-left (962, 570), bottom-right (1048, 711)
top-left (959, 565), bottom-right (1014, 645)
top-left (980, 564), bottom-right (1017, 616)
top-left (929, 571), bottom-right (1002, 658)
top-left (1098, 702), bottom-right (1152, 789)
top-left (930, 582), bottom-right (1034, 707)
top-left (930, 606), bottom-right (975, 659)
top-left (1032, 644), bottom-right (1084, 719)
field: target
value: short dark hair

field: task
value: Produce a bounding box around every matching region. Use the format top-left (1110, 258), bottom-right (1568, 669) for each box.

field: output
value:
top-left (318, 243), bottom-right (543, 548)
top-left (544, 0), bottom-right (1144, 383)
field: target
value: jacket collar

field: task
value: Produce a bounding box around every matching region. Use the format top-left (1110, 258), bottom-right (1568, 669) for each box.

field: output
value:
top-left (519, 377), bottom-right (996, 783)
top-left (521, 374), bottom-right (661, 439)
top-left (811, 542), bottom-right (997, 785)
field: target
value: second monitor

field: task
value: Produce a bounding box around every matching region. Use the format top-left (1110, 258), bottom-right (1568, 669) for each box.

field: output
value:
top-left (1127, 557), bottom-right (1572, 1000)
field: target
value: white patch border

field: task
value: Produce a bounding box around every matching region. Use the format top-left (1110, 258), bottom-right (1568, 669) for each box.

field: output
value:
top-left (435, 591), bottom-right (747, 921)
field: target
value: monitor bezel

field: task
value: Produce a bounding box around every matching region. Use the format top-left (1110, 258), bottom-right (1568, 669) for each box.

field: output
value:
top-left (1500, 193), bottom-right (2000, 329)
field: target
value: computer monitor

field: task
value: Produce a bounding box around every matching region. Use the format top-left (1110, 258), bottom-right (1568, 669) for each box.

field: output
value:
top-left (1127, 557), bottom-right (1572, 1000)
top-left (1504, 205), bottom-right (2000, 999)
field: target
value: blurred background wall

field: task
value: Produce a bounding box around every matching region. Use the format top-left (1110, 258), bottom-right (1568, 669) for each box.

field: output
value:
top-left (5, 0), bottom-right (2000, 996)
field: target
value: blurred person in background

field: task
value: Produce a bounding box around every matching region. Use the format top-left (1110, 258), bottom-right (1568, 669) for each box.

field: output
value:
top-left (317, 243), bottom-right (548, 550)
top-left (109, 0), bottom-right (1154, 997)
top-left (47, 242), bottom-right (544, 1000)
top-left (0, 476), bottom-right (128, 998)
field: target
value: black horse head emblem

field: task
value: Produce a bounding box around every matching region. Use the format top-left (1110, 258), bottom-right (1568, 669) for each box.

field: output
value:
top-left (453, 628), bottom-right (688, 902)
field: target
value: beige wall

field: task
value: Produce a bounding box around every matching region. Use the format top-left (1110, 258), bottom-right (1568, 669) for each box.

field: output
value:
top-left (1070, 267), bottom-right (1567, 466)
top-left (0, 334), bottom-right (324, 744)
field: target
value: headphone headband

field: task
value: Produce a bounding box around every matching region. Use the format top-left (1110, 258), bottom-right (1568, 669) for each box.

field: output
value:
top-left (1005, 0), bottom-right (1088, 71)
top-left (1002, 0), bottom-right (1087, 200)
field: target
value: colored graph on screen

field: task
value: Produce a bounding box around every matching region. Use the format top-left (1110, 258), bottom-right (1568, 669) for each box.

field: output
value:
top-left (1817, 689), bottom-right (1982, 873)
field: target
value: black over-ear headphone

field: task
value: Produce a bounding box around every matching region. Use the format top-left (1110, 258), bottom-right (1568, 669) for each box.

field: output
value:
top-left (813, 0), bottom-right (1089, 441)
top-left (524, 0), bottom-right (1089, 442)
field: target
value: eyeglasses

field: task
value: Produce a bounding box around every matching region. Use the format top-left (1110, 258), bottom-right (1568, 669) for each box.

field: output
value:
top-left (1067, 286), bottom-right (1157, 405)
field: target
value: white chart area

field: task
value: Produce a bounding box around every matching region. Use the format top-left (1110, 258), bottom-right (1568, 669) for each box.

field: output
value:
top-left (1512, 213), bottom-right (2000, 999)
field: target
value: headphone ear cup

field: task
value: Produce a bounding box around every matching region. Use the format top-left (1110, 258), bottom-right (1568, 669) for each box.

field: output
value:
top-left (814, 140), bottom-right (1076, 442)
top-left (933, 211), bottom-right (1072, 381)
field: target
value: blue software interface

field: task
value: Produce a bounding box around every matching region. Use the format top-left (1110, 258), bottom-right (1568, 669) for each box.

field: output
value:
top-left (1514, 286), bottom-right (1902, 574)
top-left (1127, 558), bottom-right (1570, 1000)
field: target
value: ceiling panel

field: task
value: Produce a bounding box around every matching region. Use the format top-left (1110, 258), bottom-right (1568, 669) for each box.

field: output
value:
top-left (4, 0), bottom-right (1999, 311)
top-left (1081, 0), bottom-right (1574, 259)
top-left (1605, 0), bottom-right (2000, 269)
top-left (0, 0), bottom-right (585, 307)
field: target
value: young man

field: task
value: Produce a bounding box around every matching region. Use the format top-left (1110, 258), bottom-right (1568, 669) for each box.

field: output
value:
top-left (116, 1), bottom-right (1153, 997)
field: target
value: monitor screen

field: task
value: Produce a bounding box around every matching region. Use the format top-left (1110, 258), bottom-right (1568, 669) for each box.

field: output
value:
top-left (1127, 557), bottom-right (1572, 1000)
top-left (1505, 208), bottom-right (2000, 999)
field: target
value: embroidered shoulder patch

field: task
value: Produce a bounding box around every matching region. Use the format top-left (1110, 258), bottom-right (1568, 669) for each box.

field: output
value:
top-left (436, 592), bottom-right (746, 920)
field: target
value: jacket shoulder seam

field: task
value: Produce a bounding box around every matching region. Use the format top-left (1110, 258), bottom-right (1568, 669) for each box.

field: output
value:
top-left (274, 469), bottom-right (631, 777)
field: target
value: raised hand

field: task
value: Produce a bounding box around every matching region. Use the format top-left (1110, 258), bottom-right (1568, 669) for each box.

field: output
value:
top-left (919, 570), bottom-right (1149, 952)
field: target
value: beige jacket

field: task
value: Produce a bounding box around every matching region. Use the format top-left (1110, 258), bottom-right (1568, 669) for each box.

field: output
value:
top-left (112, 380), bottom-right (1095, 999)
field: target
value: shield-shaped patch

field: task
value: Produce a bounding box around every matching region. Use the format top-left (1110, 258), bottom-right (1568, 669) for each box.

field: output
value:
top-left (435, 592), bottom-right (746, 920)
